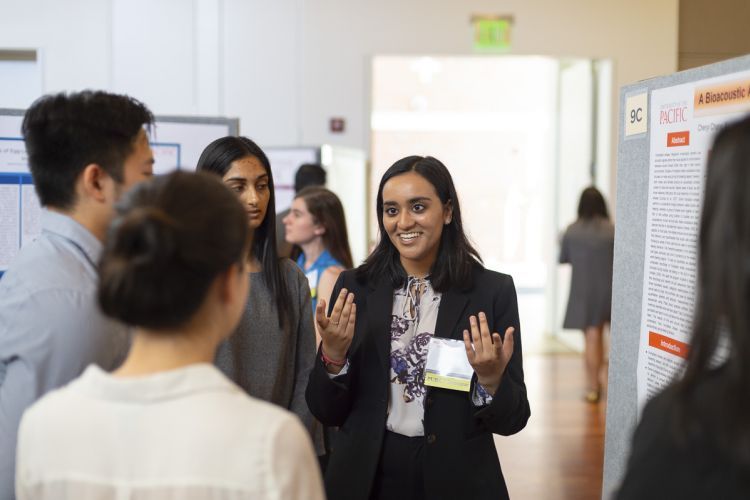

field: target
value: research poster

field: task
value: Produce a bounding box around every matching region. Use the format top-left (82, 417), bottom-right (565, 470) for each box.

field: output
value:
top-left (0, 132), bottom-right (39, 273)
top-left (636, 70), bottom-right (750, 408)
top-left (265, 147), bottom-right (319, 213)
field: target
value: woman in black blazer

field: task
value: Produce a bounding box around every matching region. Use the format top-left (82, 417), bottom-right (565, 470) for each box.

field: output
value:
top-left (306, 156), bottom-right (530, 500)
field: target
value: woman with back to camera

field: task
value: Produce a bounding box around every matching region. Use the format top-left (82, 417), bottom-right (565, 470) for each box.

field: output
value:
top-left (283, 186), bottom-right (353, 345)
top-left (617, 116), bottom-right (750, 499)
top-left (196, 136), bottom-right (321, 451)
top-left (305, 156), bottom-right (530, 500)
top-left (14, 171), bottom-right (324, 499)
top-left (559, 186), bottom-right (615, 403)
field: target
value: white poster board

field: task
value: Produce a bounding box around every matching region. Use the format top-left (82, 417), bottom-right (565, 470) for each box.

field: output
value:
top-left (265, 147), bottom-right (320, 213)
top-left (636, 70), bottom-right (750, 408)
top-left (0, 111), bottom-right (238, 275)
top-left (151, 117), bottom-right (238, 172)
top-left (322, 145), bottom-right (368, 266)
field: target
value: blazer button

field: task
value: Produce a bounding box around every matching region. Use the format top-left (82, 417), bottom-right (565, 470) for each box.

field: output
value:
top-left (426, 434), bottom-right (436, 444)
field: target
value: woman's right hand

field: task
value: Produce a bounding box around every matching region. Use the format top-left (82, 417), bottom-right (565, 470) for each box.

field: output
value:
top-left (315, 288), bottom-right (356, 363)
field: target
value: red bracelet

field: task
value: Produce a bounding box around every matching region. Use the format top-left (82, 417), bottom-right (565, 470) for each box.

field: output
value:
top-left (321, 350), bottom-right (346, 367)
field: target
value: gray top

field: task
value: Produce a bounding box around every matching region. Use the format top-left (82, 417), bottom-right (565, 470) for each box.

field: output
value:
top-left (559, 217), bottom-right (615, 330)
top-left (0, 210), bottom-right (129, 499)
top-left (214, 259), bottom-right (322, 452)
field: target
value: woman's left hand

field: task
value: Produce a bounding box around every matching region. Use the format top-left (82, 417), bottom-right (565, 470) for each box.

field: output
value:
top-left (462, 312), bottom-right (515, 395)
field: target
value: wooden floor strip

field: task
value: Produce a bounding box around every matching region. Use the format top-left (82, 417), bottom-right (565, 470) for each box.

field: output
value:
top-left (494, 354), bottom-right (607, 500)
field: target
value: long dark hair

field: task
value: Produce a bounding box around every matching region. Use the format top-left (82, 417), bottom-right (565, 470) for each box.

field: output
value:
top-left (357, 155), bottom-right (481, 292)
top-left (290, 186), bottom-right (353, 269)
top-left (99, 171), bottom-right (248, 329)
top-left (674, 116), bottom-right (750, 468)
top-left (577, 186), bottom-right (609, 220)
top-left (197, 136), bottom-right (291, 327)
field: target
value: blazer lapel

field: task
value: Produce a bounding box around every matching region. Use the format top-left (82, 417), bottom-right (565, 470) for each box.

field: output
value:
top-left (366, 280), bottom-right (395, 369)
top-left (434, 288), bottom-right (470, 340)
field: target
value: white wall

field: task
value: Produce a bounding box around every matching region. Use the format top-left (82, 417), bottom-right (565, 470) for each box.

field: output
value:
top-left (0, 0), bottom-right (110, 94)
top-left (0, 0), bottom-right (678, 174)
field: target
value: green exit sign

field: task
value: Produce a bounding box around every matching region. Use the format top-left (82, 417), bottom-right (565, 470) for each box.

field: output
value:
top-left (472, 16), bottom-right (513, 52)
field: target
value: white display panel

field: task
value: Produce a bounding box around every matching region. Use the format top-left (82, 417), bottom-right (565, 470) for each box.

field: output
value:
top-left (322, 145), bottom-right (368, 266)
top-left (150, 118), bottom-right (238, 171)
top-left (265, 147), bottom-right (319, 213)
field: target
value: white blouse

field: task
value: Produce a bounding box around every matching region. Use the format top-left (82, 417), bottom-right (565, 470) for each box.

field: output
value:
top-left (15, 363), bottom-right (324, 500)
top-left (386, 277), bottom-right (442, 437)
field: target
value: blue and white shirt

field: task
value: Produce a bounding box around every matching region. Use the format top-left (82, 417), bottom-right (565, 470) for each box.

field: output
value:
top-left (297, 249), bottom-right (343, 313)
top-left (0, 210), bottom-right (130, 498)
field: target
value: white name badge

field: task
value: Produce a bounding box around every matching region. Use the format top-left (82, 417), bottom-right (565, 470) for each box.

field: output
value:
top-left (424, 337), bottom-right (474, 392)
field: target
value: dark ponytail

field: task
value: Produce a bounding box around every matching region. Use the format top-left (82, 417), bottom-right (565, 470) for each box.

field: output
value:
top-left (98, 171), bottom-right (248, 330)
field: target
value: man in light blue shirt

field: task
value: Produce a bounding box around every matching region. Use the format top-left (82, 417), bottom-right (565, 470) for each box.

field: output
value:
top-left (0, 91), bottom-right (155, 499)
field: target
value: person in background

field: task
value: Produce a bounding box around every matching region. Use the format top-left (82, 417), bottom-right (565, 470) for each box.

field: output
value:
top-left (276, 163), bottom-right (327, 259)
top-left (0, 91), bottom-right (154, 498)
top-left (197, 137), bottom-right (322, 453)
top-left (617, 116), bottom-right (750, 499)
top-left (306, 156), bottom-right (530, 500)
top-left (284, 186), bottom-right (353, 345)
top-left (559, 186), bottom-right (615, 403)
top-left (15, 171), bottom-right (324, 499)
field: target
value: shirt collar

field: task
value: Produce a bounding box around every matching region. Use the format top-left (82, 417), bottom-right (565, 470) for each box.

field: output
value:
top-left (41, 209), bottom-right (103, 265)
top-left (78, 363), bottom-right (238, 403)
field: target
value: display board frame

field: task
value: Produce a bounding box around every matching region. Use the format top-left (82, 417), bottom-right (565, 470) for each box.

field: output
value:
top-left (604, 54), bottom-right (750, 498)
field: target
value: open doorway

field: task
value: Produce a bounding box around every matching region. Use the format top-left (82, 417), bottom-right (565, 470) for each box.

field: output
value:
top-left (370, 55), bottom-right (612, 353)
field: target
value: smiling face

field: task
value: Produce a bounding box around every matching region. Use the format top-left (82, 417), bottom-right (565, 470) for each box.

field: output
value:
top-left (381, 171), bottom-right (452, 277)
top-left (221, 155), bottom-right (270, 231)
top-left (283, 196), bottom-right (322, 245)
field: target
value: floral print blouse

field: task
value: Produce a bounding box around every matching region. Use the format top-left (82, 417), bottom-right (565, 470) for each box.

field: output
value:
top-left (386, 276), bottom-right (441, 437)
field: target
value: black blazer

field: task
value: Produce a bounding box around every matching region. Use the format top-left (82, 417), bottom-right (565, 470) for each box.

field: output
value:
top-left (617, 367), bottom-right (750, 499)
top-left (306, 266), bottom-right (530, 500)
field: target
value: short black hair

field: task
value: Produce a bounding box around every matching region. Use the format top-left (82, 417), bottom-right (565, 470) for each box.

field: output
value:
top-left (294, 163), bottom-right (326, 193)
top-left (22, 90), bottom-right (154, 209)
top-left (98, 171), bottom-right (248, 329)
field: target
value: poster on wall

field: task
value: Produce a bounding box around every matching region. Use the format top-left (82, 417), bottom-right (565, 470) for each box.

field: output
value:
top-left (636, 70), bottom-right (750, 409)
top-left (0, 116), bottom-right (39, 274)
top-left (265, 147), bottom-right (319, 214)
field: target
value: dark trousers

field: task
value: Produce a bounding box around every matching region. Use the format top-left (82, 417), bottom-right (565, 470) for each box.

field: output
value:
top-left (370, 431), bottom-right (426, 500)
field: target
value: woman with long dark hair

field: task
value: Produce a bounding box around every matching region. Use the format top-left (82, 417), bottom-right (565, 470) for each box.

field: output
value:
top-left (197, 136), bottom-right (320, 451)
top-left (15, 171), bottom-right (324, 499)
top-left (305, 156), bottom-right (530, 500)
top-left (617, 116), bottom-right (750, 498)
top-left (559, 186), bottom-right (615, 403)
top-left (283, 186), bottom-right (353, 345)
